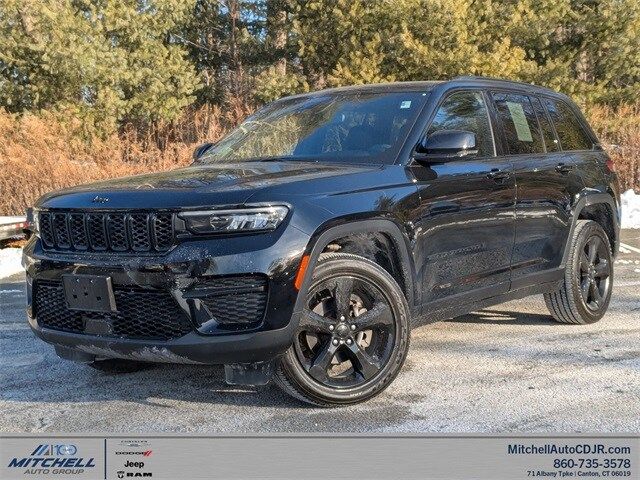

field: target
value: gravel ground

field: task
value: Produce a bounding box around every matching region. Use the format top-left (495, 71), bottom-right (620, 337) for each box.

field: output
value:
top-left (1, 231), bottom-right (638, 434)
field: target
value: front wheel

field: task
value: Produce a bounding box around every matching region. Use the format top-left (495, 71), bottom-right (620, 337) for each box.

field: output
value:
top-left (275, 252), bottom-right (410, 406)
top-left (544, 220), bottom-right (613, 324)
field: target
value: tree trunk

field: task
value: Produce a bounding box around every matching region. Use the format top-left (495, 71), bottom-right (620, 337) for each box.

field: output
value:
top-left (226, 0), bottom-right (243, 100)
top-left (267, 0), bottom-right (287, 75)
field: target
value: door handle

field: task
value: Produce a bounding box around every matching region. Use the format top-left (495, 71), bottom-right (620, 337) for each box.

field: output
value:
top-left (486, 168), bottom-right (511, 181)
top-left (555, 162), bottom-right (574, 174)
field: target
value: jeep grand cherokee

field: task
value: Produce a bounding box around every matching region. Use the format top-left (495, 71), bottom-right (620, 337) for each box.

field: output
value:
top-left (24, 77), bottom-right (620, 405)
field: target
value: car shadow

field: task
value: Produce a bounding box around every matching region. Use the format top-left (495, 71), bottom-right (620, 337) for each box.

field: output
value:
top-left (2, 308), bottom-right (557, 409)
top-left (0, 274), bottom-right (309, 409)
top-left (444, 309), bottom-right (558, 326)
top-left (1, 269), bottom-right (553, 409)
top-left (0, 355), bottom-right (310, 408)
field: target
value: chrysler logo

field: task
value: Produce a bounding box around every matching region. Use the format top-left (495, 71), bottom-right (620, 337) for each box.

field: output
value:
top-left (92, 195), bottom-right (109, 203)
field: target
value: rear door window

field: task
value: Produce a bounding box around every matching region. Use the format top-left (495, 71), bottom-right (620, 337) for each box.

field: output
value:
top-left (543, 98), bottom-right (593, 151)
top-left (491, 92), bottom-right (545, 155)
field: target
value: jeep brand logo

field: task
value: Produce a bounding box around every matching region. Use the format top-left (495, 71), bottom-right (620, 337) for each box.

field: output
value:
top-left (92, 195), bottom-right (109, 203)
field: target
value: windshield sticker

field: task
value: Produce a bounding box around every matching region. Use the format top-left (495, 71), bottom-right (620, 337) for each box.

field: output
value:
top-left (400, 100), bottom-right (412, 109)
top-left (506, 101), bottom-right (533, 142)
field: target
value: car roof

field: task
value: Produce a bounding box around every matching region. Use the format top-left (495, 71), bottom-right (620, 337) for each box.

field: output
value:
top-left (284, 76), bottom-right (568, 101)
top-left (447, 76), bottom-right (566, 98)
top-left (278, 81), bottom-right (441, 101)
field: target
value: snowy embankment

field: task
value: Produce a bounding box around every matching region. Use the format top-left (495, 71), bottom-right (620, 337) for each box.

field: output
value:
top-left (620, 189), bottom-right (640, 229)
top-left (0, 191), bottom-right (639, 280)
top-left (0, 248), bottom-right (23, 279)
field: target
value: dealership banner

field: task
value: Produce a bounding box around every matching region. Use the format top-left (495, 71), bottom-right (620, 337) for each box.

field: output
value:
top-left (1, 435), bottom-right (637, 479)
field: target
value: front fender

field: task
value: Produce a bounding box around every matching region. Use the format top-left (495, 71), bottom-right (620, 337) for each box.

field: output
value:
top-left (291, 218), bottom-right (418, 322)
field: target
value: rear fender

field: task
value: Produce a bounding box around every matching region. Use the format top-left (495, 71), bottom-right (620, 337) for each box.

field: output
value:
top-left (562, 192), bottom-right (620, 265)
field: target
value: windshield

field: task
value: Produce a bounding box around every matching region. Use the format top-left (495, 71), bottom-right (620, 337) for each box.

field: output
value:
top-left (196, 90), bottom-right (431, 165)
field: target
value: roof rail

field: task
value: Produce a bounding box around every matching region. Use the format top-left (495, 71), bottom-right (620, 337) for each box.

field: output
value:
top-left (451, 75), bottom-right (554, 91)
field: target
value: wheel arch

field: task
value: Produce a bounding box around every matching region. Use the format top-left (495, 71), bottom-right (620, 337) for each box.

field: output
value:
top-left (292, 219), bottom-right (418, 318)
top-left (563, 193), bottom-right (620, 265)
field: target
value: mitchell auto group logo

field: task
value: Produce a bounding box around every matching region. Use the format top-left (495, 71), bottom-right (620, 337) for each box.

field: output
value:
top-left (7, 443), bottom-right (95, 475)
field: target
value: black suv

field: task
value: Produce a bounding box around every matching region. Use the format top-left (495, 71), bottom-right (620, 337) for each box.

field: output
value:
top-left (24, 77), bottom-right (620, 406)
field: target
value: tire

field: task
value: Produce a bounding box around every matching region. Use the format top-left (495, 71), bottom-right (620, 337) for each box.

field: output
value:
top-left (275, 252), bottom-right (411, 406)
top-left (86, 359), bottom-right (153, 373)
top-left (544, 220), bottom-right (613, 324)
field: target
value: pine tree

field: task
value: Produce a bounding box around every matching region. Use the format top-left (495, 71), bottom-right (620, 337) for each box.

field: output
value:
top-left (0, 0), bottom-right (200, 134)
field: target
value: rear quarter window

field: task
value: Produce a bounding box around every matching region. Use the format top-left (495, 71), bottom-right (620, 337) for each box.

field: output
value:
top-left (531, 96), bottom-right (560, 152)
top-left (543, 98), bottom-right (593, 151)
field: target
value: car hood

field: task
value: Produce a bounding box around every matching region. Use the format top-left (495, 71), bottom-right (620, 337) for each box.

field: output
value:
top-left (36, 161), bottom-right (383, 210)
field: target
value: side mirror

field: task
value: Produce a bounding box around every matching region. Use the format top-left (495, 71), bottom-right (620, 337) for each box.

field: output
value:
top-left (414, 130), bottom-right (478, 163)
top-left (193, 142), bottom-right (215, 161)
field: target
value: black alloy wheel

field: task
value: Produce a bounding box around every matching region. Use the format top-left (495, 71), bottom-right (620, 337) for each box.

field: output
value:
top-left (294, 275), bottom-right (395, 388)
top-left (275, 253), bottom-right (410, 406)
top-left (579, 234), bottom-right (611, 311)
top-left (545, 220), bottom-right (614, 324)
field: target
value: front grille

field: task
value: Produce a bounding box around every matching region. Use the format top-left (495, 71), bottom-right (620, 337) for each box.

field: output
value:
top-left (194, 276), bottom-right (268, 327)
top-left (69, 213), bottom-right (88, 249)
top-left (34, 280), bottom-right (192, 340)
top-left (39, 211), bottom-right (174, 253)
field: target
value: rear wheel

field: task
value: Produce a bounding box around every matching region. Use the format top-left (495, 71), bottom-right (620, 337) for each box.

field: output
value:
top-left (275, 253), bottom-right (410, 406)
top-left (544, 220), bottom-right (613, 324)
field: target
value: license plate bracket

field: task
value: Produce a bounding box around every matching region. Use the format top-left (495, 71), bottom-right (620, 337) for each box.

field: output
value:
top-left (62, 274), bottom-right (117, 313)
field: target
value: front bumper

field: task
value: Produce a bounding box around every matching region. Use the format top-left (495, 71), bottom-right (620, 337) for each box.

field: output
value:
top-left (30, 320), bottom-right (297, 365)
top-left (23, 225), bottom-right (310, 365)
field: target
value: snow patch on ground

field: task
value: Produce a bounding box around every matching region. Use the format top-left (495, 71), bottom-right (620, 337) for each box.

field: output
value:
top-left (0, 248), bottom-right (23, 279)
top-left (620, 189), bottom-right (640, 229)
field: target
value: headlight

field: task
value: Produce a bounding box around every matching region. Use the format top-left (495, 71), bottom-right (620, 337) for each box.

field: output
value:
top-left (179, 206), bottom-right (289, 234)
